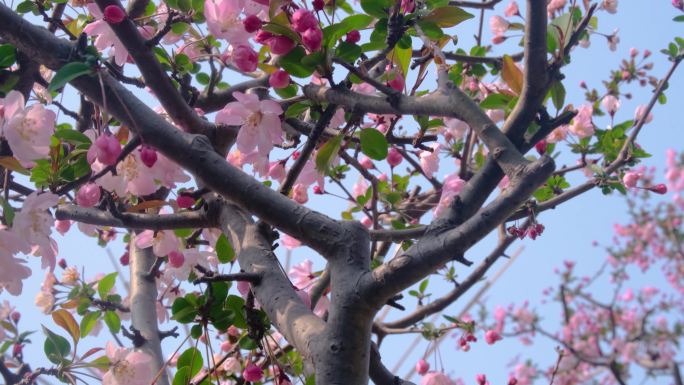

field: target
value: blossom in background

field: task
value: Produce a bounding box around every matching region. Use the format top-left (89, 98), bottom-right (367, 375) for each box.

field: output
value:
top-left (136, 230), bottom-right (179, 258)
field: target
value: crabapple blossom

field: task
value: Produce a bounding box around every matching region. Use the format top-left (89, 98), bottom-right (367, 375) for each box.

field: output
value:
top-left (76, 183), bottom-right (101, 207)
top-left (568, 104), bottom-right (594, 138)
top-left (269, 69), bottom-right (291, 89)
top-left (216, 92), bottom-right (283, 156)
top-left (231, 45), bottom-right (259, 72)
top-left (0, 90), bottom-right (55, 167)
top-left (204, 0), bottom-right (250, 44)
top-left (102, 342), bottom-right (154, 385)
top-left (88, 133), bottom-right (122, 166)
top-left (242, 363), bottom-right (263, 382)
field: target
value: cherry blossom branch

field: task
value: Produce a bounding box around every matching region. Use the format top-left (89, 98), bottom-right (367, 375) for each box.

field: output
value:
top-left (279, 104), bottom-right (337, 196)
top-left (192, 272), bottom-right (262, 284)
top-left (55, 205), bottom-right (218, 230)
top-left (380, 230), bottom-right (519, 329)
top-left (0, 8), bottom-right (353, 258)
top-left (216, 200), bottom-right (325, 363)
top-left (92, 0), bottom-right (214, 136)
top-left (500, 0), bottom-right (548, 142)
top-left (363, 155), bottom-right (554, 307)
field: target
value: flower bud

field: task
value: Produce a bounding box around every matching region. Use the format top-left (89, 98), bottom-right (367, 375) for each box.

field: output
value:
top-left (140, 145), bottom-right (158, 168)
top-left (269, 69), bottom-right (291, 89)
top-left (243, 14), bottom-right (262, 33)
top-left (104, 5), bottom-right (126, 24)
top-left (416, 359), bottom-right (430, 375)
top-left (345, 30), bottom-right (361, 43)
top-left (76, 183), bottom-right (101, 208)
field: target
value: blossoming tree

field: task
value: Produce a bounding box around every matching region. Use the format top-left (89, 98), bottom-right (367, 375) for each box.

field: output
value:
top-left (0, 0), bottom-right (682, 384)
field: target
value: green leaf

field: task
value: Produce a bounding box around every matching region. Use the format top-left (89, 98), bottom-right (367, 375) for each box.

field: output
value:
top-left (316, 134), bottom-right (343, 173)
top-left (42, 326), bottom-right (71, 365)
top-left (173, 366), bottom-right (191, 385)
top-left (225, 295), bottom-right (247, 329)
top-left (80, 311), bottom-right (101, 338)
top-left (215, 234), bottom-right (235, 264)
top-left (323, 14), bottom-right (374, 47)
top-left (15, 1), bottom-right (37, 13)
top-left (261, 22), bottom-right (301, 44)
top-left (0, 45), bottom-right (16, 68)
top-left (392, 45), bottom-right (412, 76)
top-left (55, 127), bottom-right (92, 145)
top-left (98, 272), bottom-right (117, 299)
top-left (336, 41), bottom-right (362, 62)
top-left (0, 197), bottom-right (15, 227)
top-left (549, 80), bottom-right (566, 111)
top-left (238, 335), bottom-right (258, 350)
top-left (415, 21), bottom-right (444, 40)
top-left (172, 297), bottom-right (198, 323)
top-left (48, 62), bottom-right (93, 92)
top-left (360, 128), bottom-right (388, 160)
top-left (674, 15), bottom-right (684, 22)
top-left (279, 47), bottom-right (316, 78)
top-left (360, 0), bottom-right (391, 19)
top-left (422, 7), bottom-right (474, 27)
top-left (103, 311), bottom-right (121, 333)
top-left (177, 347), bottom-right (203, 376)
top-left (419, 279), bottom-right (429, 293)
top-left (479, 93), bottom-right (513, 110)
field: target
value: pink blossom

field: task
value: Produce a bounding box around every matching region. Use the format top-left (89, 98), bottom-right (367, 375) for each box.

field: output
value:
top-left (360, 216), bottom-right (372, 228)
top-left (353, 177), bottom-right (369, 198)
top-left (103, 342), bottom-right (154, 385)
top-left (387, 67), bottom-right (405, 91)
top-left (359, 156), bottom-right (374, 169)
top-left (242, 363), bottom-right (263, 382)
top-left (232, 45), bottom-right (259, 72)
top-left (301, 27), bottom-right (323, 52)
top-left (135, 230), bottom-right (179, 257)
top-left (268, 161), bottom-right (286, 182)
top-left (269, 70), bottom-right (291, 89)
top-left (34, 289), bottom-right (54, 312)
top-left (77, 183), bottom-right (101, 207)
top-left (54, 220), bottom-right (71, 235)
top-left (601, 95), bottom-right (621, 116)
top-left (489, 16), bottom-right (509, 35)
top-left (242, 14), bottom-right (262, 33)
top-left (484, 330), bottom-right (503, 345)
top-left (634, 105), bottom-right (653, 124)
top-left (167, 250), bottom-right (185, 268)
top-left (291, 9), bottom-right (318, 33)
top-left (164, 247), bottom-right (212, 281)
top-left (88, 133), bottom-right (122, 166)
top-left (204, 0), bottom-right (250, 44)
top-left (401, 0), bottom-right (415, 13)
top-left (222, 357), bottom-right (241, 373)
top-left (292, 183), bottom-right (309, 203)
top-left (281, 233), bottom-right (302, 250)
top-left (443, 118), bottom-right (468, 142)
top-left (505, 1), bottom-right (520, 17)
top-left (568, 105), bottom-right (594, 138)
top-left (420, 144), bottom-right (441, 178)
top-left (216, 92), bottom-right (283, 156)
top-left (434, 174), bottom-right (465, 217)
top-left (622, 171), bottom-right (640, 188)
top-left (0, 91), bottom-right (55, 167)
top-left (0, 228), bottom-right (32, 295)
top-left (289, 259), bottom-right (314, 290)
top-left (416, 359), bottom-right (430, 375)
top-left (103, 5), bottom-right (127, 23)
top-left (602, 0), bottom-right (618, 13)
top-left (13, 192), bottom-right (59, 271)
top-left (263, 34), bottom-right (296, 55)
top-left (83, 4), bottom-right (130, 65)
top-left (387, 147), bottom-right (403, 167)
top-left (547, 0), bottom-right (566, 14)
top-left (139, 146), bottom-right (157, 167)
top-left (421, 372), bottom-right (456, 385)
top-left (607, 29), bottom-right (620, 51)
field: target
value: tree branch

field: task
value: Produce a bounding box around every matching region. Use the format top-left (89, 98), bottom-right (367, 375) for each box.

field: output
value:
top-left (129, 238), bottom-right (170, 385)
top-left (55, 205), bottom-right (218, 230)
